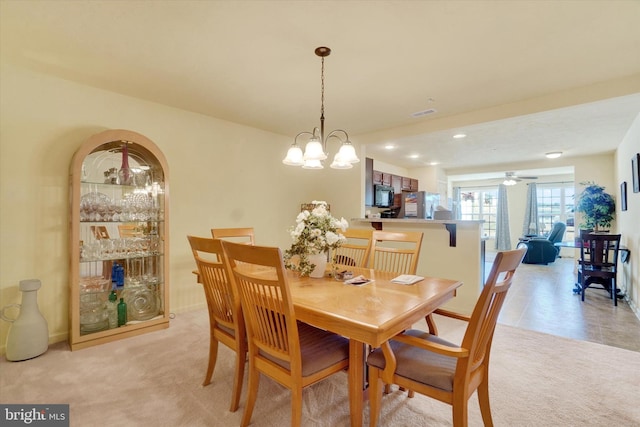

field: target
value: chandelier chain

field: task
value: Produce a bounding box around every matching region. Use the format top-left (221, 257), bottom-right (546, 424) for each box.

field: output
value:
top-left (320, 56), bottom-right (325, 120)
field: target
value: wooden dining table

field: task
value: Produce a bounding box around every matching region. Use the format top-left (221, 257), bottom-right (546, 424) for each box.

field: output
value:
top-left (286, 267), bottom-right (462, 427)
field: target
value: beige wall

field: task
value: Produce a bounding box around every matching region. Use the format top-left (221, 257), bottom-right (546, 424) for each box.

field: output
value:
top-left (2, 59), bottom-right (637, 352)
top-left (615, 114), bottom-right (640, 315)
top-left (0, 61), bottom-right (363, 350)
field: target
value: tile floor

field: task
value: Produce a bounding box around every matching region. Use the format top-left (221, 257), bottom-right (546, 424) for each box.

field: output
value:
top-left (494, 252), bottom-right (640, 352)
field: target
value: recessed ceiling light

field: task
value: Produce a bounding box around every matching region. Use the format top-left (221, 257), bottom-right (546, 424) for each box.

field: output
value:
top-left (429, 161), bottom-right (439, 166)
top-left (453, 133), bottom-right (466, 139)
top-left (409, 154), bottom-right (419, 159)
top-left (545, 151), bottom-right (562, 159)
top-left (384, 144), bottom-right (395, 150)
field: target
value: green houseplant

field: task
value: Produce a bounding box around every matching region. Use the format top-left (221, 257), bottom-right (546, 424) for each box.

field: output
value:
top-left (575, 182), bottom-right (615, 232)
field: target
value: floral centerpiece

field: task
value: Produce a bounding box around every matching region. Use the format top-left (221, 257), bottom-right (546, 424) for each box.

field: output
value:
top-left (284, 201), bottom-right (348, 276)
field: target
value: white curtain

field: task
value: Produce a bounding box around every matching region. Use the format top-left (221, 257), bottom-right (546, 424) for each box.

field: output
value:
top-left (522, 183), bottom-right (539, 236)
top-left (452, 187), bottom-right (461, 220)
top-left (495, 184), bottom-right (511, 250)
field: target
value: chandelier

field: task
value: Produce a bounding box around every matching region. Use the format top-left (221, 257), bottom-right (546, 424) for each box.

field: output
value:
top-left (282, 47), bottom-right (359, 169)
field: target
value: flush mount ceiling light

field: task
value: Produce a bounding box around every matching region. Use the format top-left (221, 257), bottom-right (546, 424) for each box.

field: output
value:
top-left (282, 47), bottom-right (359, 170)
top-left (545, 151), bottom-right (562, 159)
top-left (453, 133), bottom-right (467, 139)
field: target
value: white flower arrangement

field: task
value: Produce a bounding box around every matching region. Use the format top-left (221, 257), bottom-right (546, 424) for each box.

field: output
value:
top-left (284, 201), bottom-right (348, 276)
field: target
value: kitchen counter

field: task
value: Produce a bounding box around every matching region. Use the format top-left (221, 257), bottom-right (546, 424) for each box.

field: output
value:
top-left (352, 218), bottom-right (483, 247)
top-left (353, 217), bottom-right (483, 225)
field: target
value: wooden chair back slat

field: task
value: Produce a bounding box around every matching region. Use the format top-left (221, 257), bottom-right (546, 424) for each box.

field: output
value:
top-left (369, 230), bottom-right (423, 274)
top-left (212, 227), bottom-right (255, 245)
top-left (333, 228), bottom-right (373, 268)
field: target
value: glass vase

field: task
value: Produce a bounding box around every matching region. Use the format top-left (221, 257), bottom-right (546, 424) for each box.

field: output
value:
top-left (118, 143), bottom-right (133, 186)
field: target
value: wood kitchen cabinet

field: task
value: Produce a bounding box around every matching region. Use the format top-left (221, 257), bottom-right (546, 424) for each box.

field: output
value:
top-left (391, 174), bottom-right (402, 193)
top-left (373, 170), bottom-right (383, 185)
top-left (401, 177), bottom-right (411, 190)
top-left (382, 173), bottom-right (392, 186)
top-left (374, 170), bottom-right (393, 186)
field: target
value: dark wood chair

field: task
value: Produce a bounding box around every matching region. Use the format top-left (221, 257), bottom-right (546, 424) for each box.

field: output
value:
top-left (578, 233), bottom-right (621, 306)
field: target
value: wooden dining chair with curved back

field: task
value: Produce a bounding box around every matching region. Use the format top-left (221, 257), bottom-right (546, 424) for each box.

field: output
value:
top-left (221, 241), bottom-right (350, 427)
top-left (211, 227), bottom-right (255, 245)
top-left (369, 230), bottom-right (424, 274)
top-left (366, 247), bottom-right (527, 427)
top-left (187, 235), bottom-right (247, 412)
top-left (332, 228), bottom-right (373, 268)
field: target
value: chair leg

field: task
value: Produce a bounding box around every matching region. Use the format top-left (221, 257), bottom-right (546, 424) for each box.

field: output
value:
top-left (229, 348), bottom-right (247, 412)
top-left (613, 278), bottom-right (618, 307)
top-left (384, 383), bottom-right (392, 394)
top-left (203, 337), bottom-right (219, 386)
top-left (477, 375), bottom-right (494, 427)
top-left (240, 364), bottom-right (260, 427)
top-left (291, 385), bottom-right (303, 427)
top-left (368, 368), bottom-right (383, 427)
top-left (426, 313), bottom-right (439, 335)
top-left (451, 391), bottom-right (469, 427)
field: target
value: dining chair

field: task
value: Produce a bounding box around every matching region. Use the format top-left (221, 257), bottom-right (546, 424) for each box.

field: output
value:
top-left (332, 228), bottom-right (373, 268)
top-left (211, 227), bottom-right (255, 245)
top-left (578, 233), bottom-right (621, 306)
top-left (187, 236), bottom-right (247, 412)
top-left (369, 229), bottom-right (424, 394)
top-left (221, 241), bottom-right (350, 427)
top-left (369, 230), bottom-right (424, 274)
top-left (367, 247), bottom-right (527, 427)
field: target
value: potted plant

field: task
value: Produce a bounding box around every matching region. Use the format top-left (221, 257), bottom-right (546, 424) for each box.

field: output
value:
top-left (575, 181), bottom-right (615, 232)
top-left (283, 201), bottom-right (348, 277)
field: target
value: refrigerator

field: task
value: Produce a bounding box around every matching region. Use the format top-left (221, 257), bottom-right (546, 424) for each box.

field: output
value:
top-left (399, 191), bottom-right (440, 219)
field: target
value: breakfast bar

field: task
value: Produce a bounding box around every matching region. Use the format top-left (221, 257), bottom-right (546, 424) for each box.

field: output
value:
top-left (352, 218), bottom-right (485, 314)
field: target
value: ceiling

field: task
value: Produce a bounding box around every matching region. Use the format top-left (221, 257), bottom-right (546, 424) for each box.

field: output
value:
top-left (2, 1), bottom-right (639, 175)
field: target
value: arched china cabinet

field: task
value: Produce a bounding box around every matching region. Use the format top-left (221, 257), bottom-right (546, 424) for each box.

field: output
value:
top-left (69, 129), bottom-right (169, 350)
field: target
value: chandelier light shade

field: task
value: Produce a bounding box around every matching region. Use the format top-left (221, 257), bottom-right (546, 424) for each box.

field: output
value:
top-left (282, 46), bottom-right (359, 170)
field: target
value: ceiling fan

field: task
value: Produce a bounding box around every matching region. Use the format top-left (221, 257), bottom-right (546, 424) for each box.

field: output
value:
top-left (500, 171), bottom-right (538, 185)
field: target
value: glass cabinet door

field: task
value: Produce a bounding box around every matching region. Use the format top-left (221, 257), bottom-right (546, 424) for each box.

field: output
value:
top-left (69, 130), bottom-right (170, 350)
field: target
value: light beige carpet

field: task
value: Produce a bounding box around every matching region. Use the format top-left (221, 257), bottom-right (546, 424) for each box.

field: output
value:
top-left (1, 309), bottom-right (639, 426)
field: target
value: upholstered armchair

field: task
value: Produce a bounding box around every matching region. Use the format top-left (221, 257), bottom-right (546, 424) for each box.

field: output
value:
top-left (517, 222), bottom-right (566, 265)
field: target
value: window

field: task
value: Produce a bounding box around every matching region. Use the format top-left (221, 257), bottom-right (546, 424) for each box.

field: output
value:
top-left (536, 182), bottom-right (574, 240)
top-left (459, 188), bottom-right (498, 238)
